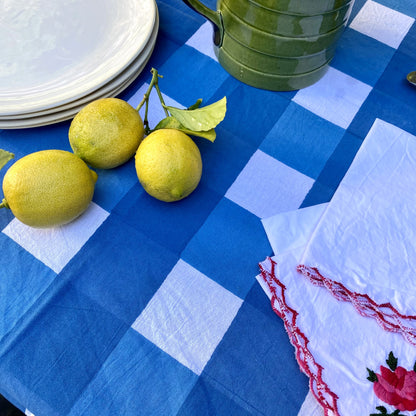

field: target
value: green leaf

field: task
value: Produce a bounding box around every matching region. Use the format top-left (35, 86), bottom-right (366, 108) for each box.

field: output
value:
top-left (153, 116), bottom-right (217, 142)
top-left (153, 116), bottom-right (182, 130)
top-left (187, 98), bottom-right (203, 110)
top-left (179, 127), bottom-right (216, 142)
top-left (164, 96), bottom-right (226, 132)
top-left (367, 368), bottom-right (378, 382)
top-left (386, 351), bottom-right (398, 371)
top-left (0, 149), bottom-right (14, 171)
top-left (369, 406), bottom-right (406, 416)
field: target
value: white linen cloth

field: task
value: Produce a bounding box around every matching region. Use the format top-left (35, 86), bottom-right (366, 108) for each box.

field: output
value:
top-left (258, 119), bottom-right (416, 416)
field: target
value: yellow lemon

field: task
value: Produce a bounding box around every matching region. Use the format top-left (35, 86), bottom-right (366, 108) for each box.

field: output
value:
top-left (1, 150), bottom-right (97, 228)
top-left (69, 97), bottom-right (144, 169)
top-left (135, 129), bottom-right (202, 202)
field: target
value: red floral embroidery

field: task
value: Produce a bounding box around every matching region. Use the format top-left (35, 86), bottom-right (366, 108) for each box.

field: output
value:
top-left (373, 365), bottom-right (416, 411)
top-left (368, 352), bottom-right (416, 413)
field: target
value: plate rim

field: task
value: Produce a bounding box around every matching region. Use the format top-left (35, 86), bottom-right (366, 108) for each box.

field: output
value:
top-left (0, 0), bottom-right (157, 116)
top-left (0, 8), bottom-right (159, 129)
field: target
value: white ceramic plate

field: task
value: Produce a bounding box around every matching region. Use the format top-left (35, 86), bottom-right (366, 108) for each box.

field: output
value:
top-left (0, 11), bottom-right (159, 129)
top-left (0, 0), bottom-right (156, 116)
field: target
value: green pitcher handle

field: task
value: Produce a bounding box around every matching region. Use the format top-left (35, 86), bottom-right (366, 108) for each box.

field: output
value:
top-left (182, 0), bottom-right (224, 46)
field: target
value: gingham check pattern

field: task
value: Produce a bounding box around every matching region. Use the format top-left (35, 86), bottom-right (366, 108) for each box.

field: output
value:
top-left (0, 1), bottom-right (415, 415)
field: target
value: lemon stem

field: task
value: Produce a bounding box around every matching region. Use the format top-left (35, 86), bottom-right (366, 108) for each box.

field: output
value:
top-left (0, 198), bottom-right (10, 209)
top-left (154, 83), bottom-right (169, 118)
top-left (136, 68), bottom-right (170, 135)
top-left (143, 95), bottom-right (150, 134)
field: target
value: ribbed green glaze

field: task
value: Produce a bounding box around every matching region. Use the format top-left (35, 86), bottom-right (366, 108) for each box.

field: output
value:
top-left (248, 0), bottom-right (353, 14)
top-left (221, 0), bottom-right (353, 37)
top-left (182, 0), bottom-right (355, 90)
top-left (221, 3), bottom-right (347, 57)
top-left (222, 34), bottom-right (336, 75)
top-left (217, 46), bottom-right (330, 91)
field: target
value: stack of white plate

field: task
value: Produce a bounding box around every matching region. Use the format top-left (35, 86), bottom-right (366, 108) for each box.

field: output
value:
top-left (0, 0), bottom-right (159, 129)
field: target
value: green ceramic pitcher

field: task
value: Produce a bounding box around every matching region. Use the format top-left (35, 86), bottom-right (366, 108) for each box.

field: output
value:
top-left (182, 0), bottom-right (355, 90)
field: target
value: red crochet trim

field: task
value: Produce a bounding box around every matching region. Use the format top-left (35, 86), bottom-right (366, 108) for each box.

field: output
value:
top-left (259, 257), bottom-right (340, 416)
top-left (297, 265), bottom-right (416, 347)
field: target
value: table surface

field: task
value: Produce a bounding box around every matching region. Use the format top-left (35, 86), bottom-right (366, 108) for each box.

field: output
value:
top-left (0, 1), bottom-right (415, 415)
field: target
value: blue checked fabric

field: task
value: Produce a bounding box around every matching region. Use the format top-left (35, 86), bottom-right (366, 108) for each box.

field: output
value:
top-left (0, 1), bottom-right (415, 415)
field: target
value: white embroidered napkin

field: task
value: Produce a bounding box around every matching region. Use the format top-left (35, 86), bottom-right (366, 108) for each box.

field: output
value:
top-left (258, 119), bottom-right (416, 416)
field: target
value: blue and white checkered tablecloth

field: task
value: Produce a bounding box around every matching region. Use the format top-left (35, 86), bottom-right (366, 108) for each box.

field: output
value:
top-left (0, 1), bottom-right (415, 415)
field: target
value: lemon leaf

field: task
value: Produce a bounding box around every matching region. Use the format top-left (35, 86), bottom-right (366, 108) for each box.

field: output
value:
top-left (164, 96), bottom-right (226, 132)
top-left (153, 117), bottom-right (216, 142)
top-left (187, 98), bottom-right (203, 110)
top-left (182, 128), bottom-right (216, 142)
top-left (153, 116), bottom-right (182, 130)
top-left (0, 149), bottom-right (14, 171)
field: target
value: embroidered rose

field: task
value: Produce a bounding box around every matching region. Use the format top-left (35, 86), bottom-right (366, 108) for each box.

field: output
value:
top-left (367, 352), bottom-right (416, 413)
top-left (373, 365), bottom-right (416, 411)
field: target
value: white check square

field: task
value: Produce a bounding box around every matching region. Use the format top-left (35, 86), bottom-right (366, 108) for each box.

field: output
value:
top-left (132, 259), bottom-right (243, 375)
top-left (225, 150), bottom-right (314, 218)
top-left (186, 21), bottom-right (218, 61)
top-left (2, 202), bottom-right (109, 274)
top-left (293, 67), bottom-right (372, 129)
top-left (349, 0), bottom-right (414, 49)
